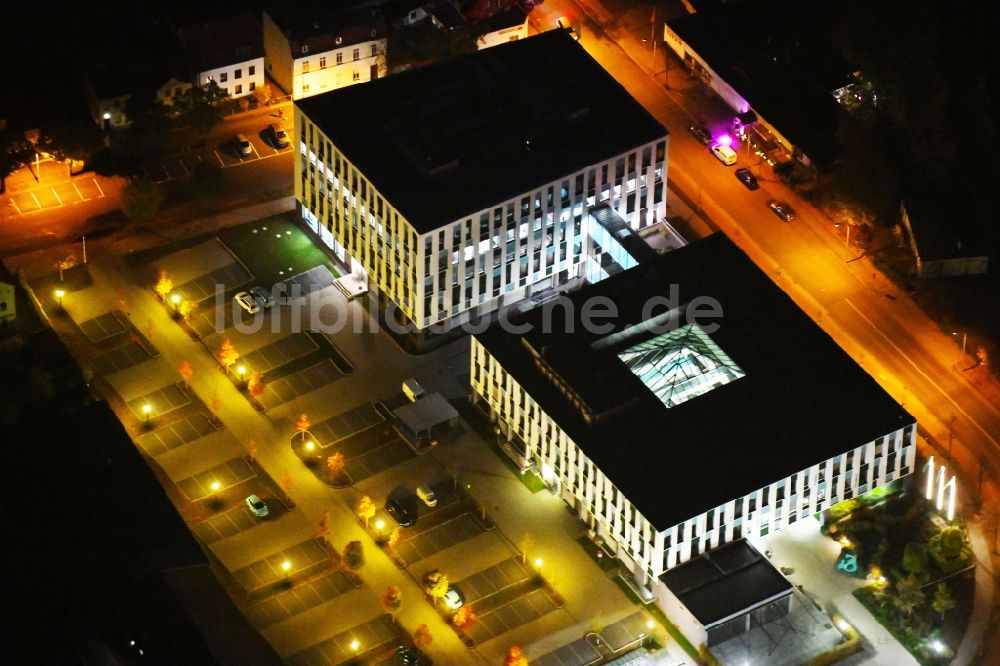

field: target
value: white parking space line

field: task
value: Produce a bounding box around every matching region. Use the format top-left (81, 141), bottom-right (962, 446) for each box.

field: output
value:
top-left (72, 182), bottom-right (87, 201)
top-left (214, 151), bottom-right (225, 167)
top-left (51, 188), bottom-right (63, 205)
top-left (94, 179), bottom-right (105, 197)
top-left (30, 192), bottom-right (42, 209)
top-left (9, 198), bottom-right (22, 214)
top-left (179, 160), bottom-right (190, 176)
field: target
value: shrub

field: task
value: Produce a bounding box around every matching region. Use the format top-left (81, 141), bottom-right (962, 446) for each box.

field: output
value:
top-left (902, 541), bottom-right (927, 576)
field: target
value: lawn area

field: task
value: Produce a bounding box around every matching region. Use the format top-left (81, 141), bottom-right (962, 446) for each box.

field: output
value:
top-left (217, 216), bottom-right (338, 289)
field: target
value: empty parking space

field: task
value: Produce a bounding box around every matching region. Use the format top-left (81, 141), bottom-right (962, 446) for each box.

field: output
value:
top-left (396, 513), bottom-right (485, 565)
top-left (241, 333), bottom-right (317, 374)
top-left (466, 588), bottom-right (559, 645)
top-left (232, 539), bottom-right (331, 594)
top-left (246, 570), bottom-right (354, 628)
top-left (192, 303), bottom-right (234, 338)
top-left (343, 437), bottom-right (412, 482)
top-left (7, 177), bottom-right (106, 215)
top-left (176, 457), bottom-right (256, 501)
top-left (92, 341), bottom-right (153, 375)
top-left (137, 414), bottom-right (217, 456)
top-left (457, 559), bottom-right (531, 605)
top-left (311, 403), bottom-right (384, 448)
top-left (175, 262), bottom-right (252, 304)
top-left (275, 265), bottom-right (336, 302)
top-left (78, 312), bottom-right (126, 343)
top-left (192, 502), bottom-right (261, 544)
top-left (599, 612), bottom-right (653, 652)
top-left (535, 638), bottom-right (602, 666)
top-left (127, 384), bottom-right (191, 420)
top-left (288, 616), bottom-right (396, 666)
top-left (261, 360), bottom-right (342, 409)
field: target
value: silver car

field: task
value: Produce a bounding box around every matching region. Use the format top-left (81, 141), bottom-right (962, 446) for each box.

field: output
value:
top-left (234, 291), bottom-right (260, 314)
top-left (245, 494), bottom-right (269, 518)
top-left (235, 133), bottom-right (252, 157)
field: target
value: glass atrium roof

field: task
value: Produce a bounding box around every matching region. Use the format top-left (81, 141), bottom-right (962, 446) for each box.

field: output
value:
top-left (617, 324), bottom-right (745, 408)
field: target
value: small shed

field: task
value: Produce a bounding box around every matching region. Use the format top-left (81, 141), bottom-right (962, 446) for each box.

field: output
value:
top-left (393, 392), bottom-right (458, 449)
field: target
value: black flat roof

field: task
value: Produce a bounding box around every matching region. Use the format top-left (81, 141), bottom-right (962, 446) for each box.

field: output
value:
top-left (667, 2), bottom-right (850, 168)
top-left (295, 30), bottom-right (668, 233)
top-left (475, 233), bottom-right (913, 530)
top-left (660, 539), bottom-right (792, 627)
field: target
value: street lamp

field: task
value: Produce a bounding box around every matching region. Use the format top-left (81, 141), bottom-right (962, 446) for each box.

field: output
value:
top-left (953, 331), bottom-right (967, 356)
top-left (170, 292), bottom-right (181, 314)
top-left (55, 289), bottom-right (65, 310)
top-left (350, 639), bottom-right (360, 652)
top-left (304, 439), bottom-right (315, 454)
top-left (282, 559), bottom-right (291, 579)
top-left (535, 558), bottom-right (543, 577)
top-left (237, 365), bottom-right (247, 387)
top-left (142, 403), bottom-right (152, 426)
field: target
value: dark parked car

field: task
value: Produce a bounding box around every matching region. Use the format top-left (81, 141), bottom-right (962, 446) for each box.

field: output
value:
top-left (734, 167), bottom-right (759, 190)
top-left (768, 201), bottom-right (796, 221)
top-left (386, 498), bottom-right (416, 526)
top-left (687, 124), bottom-right (713, 145)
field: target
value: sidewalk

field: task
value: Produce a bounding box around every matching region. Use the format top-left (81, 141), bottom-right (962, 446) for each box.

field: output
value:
top-left (956, 514), bottom-right (995, 664)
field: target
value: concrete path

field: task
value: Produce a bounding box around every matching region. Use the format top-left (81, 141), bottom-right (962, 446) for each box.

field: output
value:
top-left (956, 514), bottom-right (995, 664)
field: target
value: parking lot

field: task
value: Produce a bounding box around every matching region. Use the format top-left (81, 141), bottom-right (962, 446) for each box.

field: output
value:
top-left (396, 512), bottom-right (485, 565)
top-left (455, 558), bottom-right (530, 605)
top-left (92, 340), bottom-right (153, 375)
top-left (142, 129), bottom-right (291, 184)
top-left (78, 312), bottom-right (126, 343)
top-left (232, 539), bottom-right (331, 594)
top-left (245, 569), bottom-right (355, 628)
top-left (241, 333), bottom-right (318, 374)
top-left (175, 262), bottom-right (252, 304)
top-left (192, 502), bottom-right (262, 544)
top-left (535, 637), bottom-right (602, 666)
top-left (5, 176), bottom-right (106, 215)
top-left (466, 588), bottom-right (559, 645)
top-left (137, 414), bottom-right (217, 457)
top-left (127, 384), bottom-right (191, 420)
top-left (312, 402), bottom-right (385, 448)
top-left (261, 360), bottom-right (342, 409)
top-left (287, 616), bottom-right (397, 666)
top-left (176, 456), bottom-right (256, 501)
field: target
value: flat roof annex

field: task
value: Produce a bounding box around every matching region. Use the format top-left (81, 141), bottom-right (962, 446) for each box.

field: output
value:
top-left (660, 539), bottom-right (792, 628)
top-left (474, 233), bottom-right (913, 530)
top-left (295, 30), bottom-right (668, 233)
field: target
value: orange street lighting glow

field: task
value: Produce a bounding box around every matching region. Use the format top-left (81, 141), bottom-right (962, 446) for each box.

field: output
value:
top-left (350, 639), bottom-right (360, 651)
top-left (282, 560), bottom-right (291, 571)
top-left (210, 481), bottom-right (220, 492)
top-left (375, 519), bottom-right (385, 530)
top-left (170, 293), bottom-right (181, 304)
top-left (55, 289), bottom-right (66, 299)
top-left (142, 404), bottom-right (152, 414)
top-left (237, 365), bottom-right (246, 375)
top-left (535, 558), bottom-right (543, 567)
top-left (305, 440), bottom-right (315, 451)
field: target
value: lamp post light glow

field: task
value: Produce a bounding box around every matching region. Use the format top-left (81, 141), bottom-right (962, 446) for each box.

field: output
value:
top-left (237, 365), bottom-right (247, 387)
top-left (143, 403), bottom-right (152, 425)
top-left (55, 289), bottom-right (65, 309)
top-left (305, 440), bottom-right (315, 454)
top-left (350, 639), bottom-right (360, 652)
top-left (375, 519), bottom-right (385, 532)
top-left (282, 560), bottom-right (291, 579)
top-left (535, 558), bottom-right (543, 577)
top-left (953, 331), bottom-right (967, 356)
top-left (170, 292), bottom-right (181, 313)
top-left (931, 639), bottom-right (945, 655)
top-left (210, 480), bottom-right (220, 493)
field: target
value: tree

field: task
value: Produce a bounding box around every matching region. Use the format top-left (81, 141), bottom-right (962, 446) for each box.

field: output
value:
top-left (381, 585), bottom-right (402, 617)
top-left (248, 371), bottom-right (267, 401)
top-left (892, 574), bottom-right (925, 618)
top-left (217, 338), bottom-right (239, 374)
top-left (0, 130), bottom-right (34, 194)
top-left (253, 83), bottom-right (272, 106)
top-left (153, 272), bottom-right (174, 301)
top-left (178, 299), bottom-right (194, 321)
top-left (504, 645), bottom-right (528, 666)
top-left (387, 527), bottom-right (401, 549)
top-left (317, 510), bottom-right (330, 538)
top-left (123, 94), bottom-right (170, 153)
top-left (38, 119), bottom-right (104, 175)
top-left (413, 624), bottom-right (433, 651)
top-left (183, 81), bottom-right (227, 137)
top-left (326, 451), bottom-right (345, 478)
top-left (357, 495), bottom-right (376, 527)
top-left (177, 359), bottom-right (194, 389)
top-left (343, 540), bottom-right (365, 570)
top-left (207, 391), bottom-right (221, 424)
top-left (295, 413), bottom-right (311, 441)
top-left (932, 582), bottom-right (956, 622)
top-left (423, 570), bottom-right (449, 604)
top-left (279, 469), bottom-right (294, 495)
top-left (55, 255), bottom-right (77, 283)
top-left (902, 541), bottom-right (927, 577)
top-left (453, 606), bottom-right (477, 629)
top-left (121, 176), bottom-right (164, 220)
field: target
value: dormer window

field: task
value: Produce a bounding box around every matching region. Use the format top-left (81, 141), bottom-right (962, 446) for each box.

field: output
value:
top-left (335, 36), bottom-right (342, 45)
top-left (301, 44), bottom-right (309, 54)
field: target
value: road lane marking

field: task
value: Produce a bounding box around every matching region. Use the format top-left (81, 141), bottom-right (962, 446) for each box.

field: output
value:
top-left (9, 198), bottom-right (22, 214)
top-left (844, 298), bottom-right (1000, 450)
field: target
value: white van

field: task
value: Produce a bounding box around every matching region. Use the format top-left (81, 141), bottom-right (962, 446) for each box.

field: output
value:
top-left (416, 484), bottom-right (437, 507)
top-left (710, 144), bottom-right (738, 166)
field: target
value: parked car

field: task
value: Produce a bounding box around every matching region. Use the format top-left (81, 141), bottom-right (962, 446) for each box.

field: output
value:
top-left (687, 124), bottom-right (713, 145)
top-left (768, 200), bottom-right (796, 221)
top-left (269, 123), bottom-right (289, 148)
top-left (386, 498), bottom-right (416, 526)
top-left (245, 494), bottom-right (269, 518)
top-left (234, 133), bottom-right (252, 157)
top-left (734, 167), bottom-right (759, 190)
top-left (710, 144), bottom-right (738, 166)
top-left (250, 286), bottom-right (276, 308)
top-left (394, 646), bottom-right (422, 665)
top-left (416, 484), bottom-right (437, 507)
top-left (556, 16), bottom-right (579, 40)
top-left (234, 291), bottom-right (260, 314)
